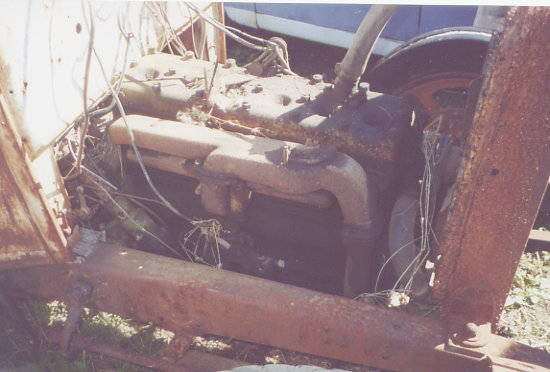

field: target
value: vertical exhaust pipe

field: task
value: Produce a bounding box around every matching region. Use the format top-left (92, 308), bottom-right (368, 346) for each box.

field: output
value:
top-left (332, 5), bottom-right (399, 105)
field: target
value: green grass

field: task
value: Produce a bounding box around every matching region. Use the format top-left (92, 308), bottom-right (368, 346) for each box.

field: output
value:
top-left (0, 299), bottom-right (159, 372)
top-left (498, 251), bottom-right (550, 351)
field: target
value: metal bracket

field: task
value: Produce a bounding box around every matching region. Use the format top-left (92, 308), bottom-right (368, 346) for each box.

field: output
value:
top-left (59, 279), bottom-right (92, 357)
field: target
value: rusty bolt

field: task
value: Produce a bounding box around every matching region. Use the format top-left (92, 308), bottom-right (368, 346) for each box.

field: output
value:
top-left (451, 322), bottom-right (491, 348)
top-left (462, 323), bottom-right (479, 338)
top-left (311, 74), bottom-right (323, 84)
top-left (281, 145), bottom-right (292, 166)
top-left (144, 68), bottom-right (159, 80)
top-left (184, 51), bottom-right (195, 60)
top-left (224, 58), bottom-right (236, 69)
top-left (296, 94), bottom-right (310, 103)
top-left (358, 82), bottom-right (370, 96)
top-left (334, 62), bottom-right (342, 75)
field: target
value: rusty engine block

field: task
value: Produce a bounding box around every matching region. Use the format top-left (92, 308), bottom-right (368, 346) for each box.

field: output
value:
top-left (106, 52), bottom-right (414, 297)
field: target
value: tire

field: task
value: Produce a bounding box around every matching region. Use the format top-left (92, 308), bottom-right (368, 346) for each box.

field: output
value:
top-left (371, 28), bottom-right (491, 296)
top-left (367, 27), bottom-right (491, 116)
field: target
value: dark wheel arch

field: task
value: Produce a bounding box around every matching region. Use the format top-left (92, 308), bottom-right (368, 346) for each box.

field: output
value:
top-left (367, 27), bottom-right (492, 93)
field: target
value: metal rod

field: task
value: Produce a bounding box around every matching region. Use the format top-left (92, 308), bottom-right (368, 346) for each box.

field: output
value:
top-left (47, 327), bottom-right (246, 372)
top-left (213, 2), bottom-right (227, 64)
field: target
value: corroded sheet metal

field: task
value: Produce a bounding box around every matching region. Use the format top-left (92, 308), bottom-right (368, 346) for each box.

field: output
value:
top-left (0, 95), bottom-right (71, 269)
top-left (4, 245), bottom-right (549, 371)
top-left (433, 6), bottom-right (550, 326)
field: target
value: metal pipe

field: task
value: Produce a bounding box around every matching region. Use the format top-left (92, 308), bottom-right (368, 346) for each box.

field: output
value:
top-left (332, 5), bottom-right (398, 104)
top-left (47, 327), bottom-right (246, 372)
top-left (125, 149), bottom-right (334, 209)
top-left (110, 115), bottom-right (376, 233)
top-left (110, 115), bottom-right (381, 295)
top-left (213, 2), bottom-right (227, 64)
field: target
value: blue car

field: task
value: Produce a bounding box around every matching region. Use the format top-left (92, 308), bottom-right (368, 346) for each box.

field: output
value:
top-left (225, 4), bottom-right (501, 56)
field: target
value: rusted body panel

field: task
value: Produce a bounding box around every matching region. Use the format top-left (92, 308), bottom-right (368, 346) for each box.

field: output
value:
top-left (432, 7), bottom-right (550, 329)
top-left (3, 244), bottom-right (550, 372)
top-left (0, 94), bottom-right (71, 269)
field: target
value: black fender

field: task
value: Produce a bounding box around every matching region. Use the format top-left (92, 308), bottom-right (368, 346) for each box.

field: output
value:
top-left (367, 27), bottom-right (492, 93)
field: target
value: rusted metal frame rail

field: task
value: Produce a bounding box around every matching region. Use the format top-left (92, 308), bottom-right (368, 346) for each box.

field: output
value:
top-left (432, 6), bottom-right (550, 339)
top-left (3, 244), bottom-right (549, 372)
top-left (45, 326), bottom-right (247, 372)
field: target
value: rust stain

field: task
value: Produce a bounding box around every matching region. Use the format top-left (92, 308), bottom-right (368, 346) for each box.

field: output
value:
top-left (0, 68), bottom-right (72, 268)
top-left (433, 7), bottom-right (550, 326)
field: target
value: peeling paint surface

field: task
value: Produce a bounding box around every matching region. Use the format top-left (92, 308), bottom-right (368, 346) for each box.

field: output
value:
top-left (0, 94), bottom-right (72, 269)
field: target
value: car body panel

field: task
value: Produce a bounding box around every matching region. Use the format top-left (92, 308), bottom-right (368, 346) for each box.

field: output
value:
top-left (225, 3), bottom-right (478, 56)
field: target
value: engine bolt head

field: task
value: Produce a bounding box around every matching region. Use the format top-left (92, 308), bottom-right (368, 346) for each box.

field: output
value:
top-left (165, 68), bottom-right (176, 76)
top-left (241, 101), bottom-right (251, 110)
top-left (358, 82), bottom-right (370, 93)
top-left (462, 323), bottom-right (479, 338)
top-left (224, 58), bottom-right (236, 69)
top-left (252, 84), bottom-right (263, 93)
top-left (184, 51), bottom-right (195, 60)
top-left (152, 82), bottom-right (161, 93)
top-left (311, 74), bottom-right (323, 84)
top-left (334, 62), bottom-right (342, 75)
top-left (296, 94), bottom-right (309, 103)
top-left (144, 68), bottom-right (159, 80)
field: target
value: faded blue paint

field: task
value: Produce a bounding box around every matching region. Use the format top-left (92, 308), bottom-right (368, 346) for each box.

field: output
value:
top-left (418, 5), bottom-right (478, 34)
top-left (226, 3), bottom-right (478, 42)
top-left (227, 2), bottom-right (256, 11)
